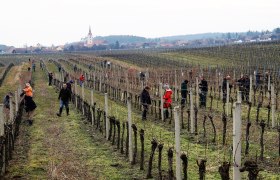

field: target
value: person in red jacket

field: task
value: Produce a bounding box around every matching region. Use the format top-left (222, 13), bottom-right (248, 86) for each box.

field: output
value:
top-left (163, 83), bottom-right (172, 120)
top-left (79, 74), bottom-right (85, 87)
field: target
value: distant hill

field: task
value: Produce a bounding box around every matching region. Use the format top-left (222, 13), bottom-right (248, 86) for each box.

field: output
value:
top-left (159, 33), bottom-right (225, 41)
top-left (92, 33), bottom-right (230, 44)
top-left (94, 35), bottom-right (147, 44)
top-left (0, 45), bottom-right (8, 50)
top-left (0, 44), bottom-right (13, 52)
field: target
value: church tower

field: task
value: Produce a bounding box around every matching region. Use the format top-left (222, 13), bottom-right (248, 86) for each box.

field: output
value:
top-left (86, 26), bottom-right (93, 47)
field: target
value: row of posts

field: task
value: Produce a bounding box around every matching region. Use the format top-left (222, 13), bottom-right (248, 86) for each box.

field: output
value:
top-left (61, 65), bottom-right (277, 179)
top-left (0, 87), bottom-right (21, 176)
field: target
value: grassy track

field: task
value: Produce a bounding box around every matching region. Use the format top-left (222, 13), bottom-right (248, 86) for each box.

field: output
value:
top-left (0, 63), bottom-right (28, 100)
top-left (6, 64), bottom-right (146, 179)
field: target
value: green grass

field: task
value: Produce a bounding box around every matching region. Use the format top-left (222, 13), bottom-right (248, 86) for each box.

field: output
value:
top-left (7, 59), bottom-right (279, 179)
top-left (0, 62), bottom-right (29, 100)
top-left (161, 53), bottom-right (232, 67)
top-left (6, 63), bottom-right (147, 179)
top-left (55, 58), bottom-right (280, 179)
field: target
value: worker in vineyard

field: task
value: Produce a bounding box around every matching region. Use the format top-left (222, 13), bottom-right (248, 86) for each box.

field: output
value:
top-left (74, 64), bottom-right (77, 72)
top-left (20, 83), bottom-right (37, 125)
top-left (58, 65), bottom-right (62, 72)
top-left (32, 63), bottom-right (36, 72)
top-left (57, 83), bottom-right (71, 117)
top-left (140, 86), bottom-right (151, 121)
top-left (3, 92), bottom-right (13, 122)
top-left (79, 74), bottom-right (85, 87)
top-left (66, 80), bottom-right (74, 93)
top-left (181, 80), bottom-right (188, 108)
top-left (48, 72), bottom-right (53, 86)
top-left (163, 83), bottom-right (173, 120)
top-left (255, 72), bottom-right (262, 89)
top-left (89, 64), bottom-right (93, 71)
top-left (237, 75), bottom-right (250, 102)
top-left (189, 70), bottom-right (193, 84)
top-left (40, 61), bottom-right (43, 70)
top-left (199, 76), bottom-right (208, 107)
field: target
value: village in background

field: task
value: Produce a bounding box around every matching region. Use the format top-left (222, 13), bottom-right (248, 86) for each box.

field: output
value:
top-left (1, 27), bottom-right (280, 54)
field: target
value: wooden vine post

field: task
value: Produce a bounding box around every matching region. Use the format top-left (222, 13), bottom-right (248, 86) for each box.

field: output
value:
top-left (91, 89), bottom-right (94, 125)
top-left (15, 90), bottom-right (18, 112)
top-left (233, 101), bottom-right (242, 180)
top-left (226, 80), bottom-right (230, 116)
top-left (237, 91), bottom-right (242, 104)
top-left (190, 88), bottom-right (194, 133)
top-left (0, 105), bottom-right (4, 135)
top-left (75, 80), bottom-right (78, 108)
top-left (271, 84), bottom-right (276, 128)
top-left (0, 104), bottom-right (5, 175)
top-left (82, 83), bottom-right (85, 115)
top-left (267, 75), bottom-right (271, 98)
top-left (105, 93), bottom-right (109, 139)
top-left (249, 75), bottom-right (253, 103)
top-left (196, 77), bottom-right (199, 107)
top-left (174, 106), bottom-right (181, 180)
top-left (127, 97), bottom-right (133, 162)
top-left (175, 70), bottom-right (178, 102)
top-left (160, 83), bottom-right (164, 121)
top-left (9, 96), bottom-right (14, 123)
top-left (99, 74), bottom-right (102, 92)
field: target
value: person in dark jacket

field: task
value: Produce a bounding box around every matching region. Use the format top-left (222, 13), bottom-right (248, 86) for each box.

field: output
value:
top-left (140, 86), bottom-right (151, 120)
top-left (48, 72), bottom-right (53, 86)
top-left (32, 63), bottom-right (36, 72)
top-left (66, 80), bottom-right (74, 93)
top-left (255, 72), bottom-right (261, 89)
top-left (57, 83), bottom-right (71, 116)
top-left (181, 80), bottom-right (188, 107)
top-left (199, 77), bottom-right (208, 107)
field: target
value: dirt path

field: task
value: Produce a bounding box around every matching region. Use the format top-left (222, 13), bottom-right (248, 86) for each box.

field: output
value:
top-left (6, 65), bottom-right (140, 179)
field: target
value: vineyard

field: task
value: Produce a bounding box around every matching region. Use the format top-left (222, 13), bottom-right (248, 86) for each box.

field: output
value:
top-left (0, 42), bottom-right (280, 179)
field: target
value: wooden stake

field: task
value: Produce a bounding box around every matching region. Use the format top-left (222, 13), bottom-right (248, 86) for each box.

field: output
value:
top-left (271, 84), bottom-right (276, 128)
top-left (15, 90), bottom-right (18, 112)
top-left (91, 89), bottom-right (94, 125)
top-left (0, 105), bottom-right (4, 136)
top-left (196, 77), bottom-right (199, 107)
top-left (233, 102), bottom-right (242, 180)
top-left (105, 93), bottom-right (109, 139)
top-left (174, 106), bottom-right (181, 180)
top-left (226, 80), bottom-right (230, 116)
top-left (82, 83), bottom-right (85, 115)
top-left (237, 91), bottom-right (242, 104)
top-left (190, 88), bottom-right (194, 134)
top-left (75, 80), bottom-right (78, 108)
top-left (249, 75), bottom-right (253, 103)
top-left (160, 83), bottom-right (164, 121)
top-left (9, 96), bottom-right (14, 123)
top-left (175, 70), bottom-right (178, 102)
top-left (127, 97), bottom-right (133, 162)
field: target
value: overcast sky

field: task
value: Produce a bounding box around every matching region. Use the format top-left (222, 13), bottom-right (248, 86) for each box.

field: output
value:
top-left (0, 0), bottom-right (279, 47)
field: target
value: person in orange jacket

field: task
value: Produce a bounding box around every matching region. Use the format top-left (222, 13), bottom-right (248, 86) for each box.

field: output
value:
top-left (21, 83), bottom-right (37, 125)
top-left (163, 83), bottom-right (172, 120)
top-left (79, 74), bottom-right (85, 87)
